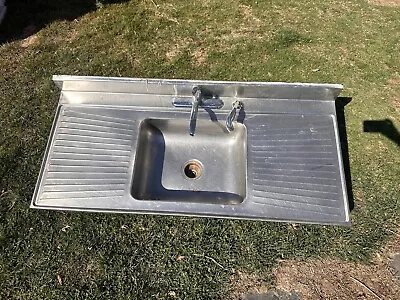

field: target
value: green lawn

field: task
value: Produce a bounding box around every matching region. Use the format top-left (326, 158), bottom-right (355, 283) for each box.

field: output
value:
top-left (0, 0), bottom-right (399, 298)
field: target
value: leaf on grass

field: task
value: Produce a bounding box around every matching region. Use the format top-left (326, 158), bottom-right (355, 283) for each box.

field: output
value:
top-left (61, 225), bottom-right (71, 232)
top-left (176, 255), bottom-right (185, 261)
top-left (57, 275), bottom-right (62, 285)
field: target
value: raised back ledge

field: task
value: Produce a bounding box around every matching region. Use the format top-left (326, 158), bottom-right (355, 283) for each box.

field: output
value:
top-left (53, 75), bottom-right (343, 101)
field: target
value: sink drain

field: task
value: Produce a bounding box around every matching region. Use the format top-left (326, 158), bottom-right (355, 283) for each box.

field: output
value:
top-left (183, 160), bottom-right (203, 180)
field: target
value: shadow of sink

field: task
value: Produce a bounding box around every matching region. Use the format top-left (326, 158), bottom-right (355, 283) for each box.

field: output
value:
top-left (131, 118), bottom-right (247, 204)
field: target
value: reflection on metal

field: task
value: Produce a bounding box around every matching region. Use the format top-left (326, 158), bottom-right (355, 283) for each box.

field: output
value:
top-left (0, 0), bottom-right (6, 24)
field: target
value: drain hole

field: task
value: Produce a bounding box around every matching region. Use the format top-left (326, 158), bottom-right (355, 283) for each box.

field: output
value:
top-left (183, 160), bottom-right (203, 180)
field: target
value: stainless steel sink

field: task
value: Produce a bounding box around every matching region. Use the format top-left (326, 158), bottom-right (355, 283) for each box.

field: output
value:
top-left (31, 76), bottom-right (351, 225)
top-left (131, 118), bottom-right (247, 204)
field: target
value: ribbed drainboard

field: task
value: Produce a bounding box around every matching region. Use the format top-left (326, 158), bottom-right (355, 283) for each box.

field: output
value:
top-left (248, 115), bottom-right (344, 218)
top-left (38, 106), bottom-right (137, 202)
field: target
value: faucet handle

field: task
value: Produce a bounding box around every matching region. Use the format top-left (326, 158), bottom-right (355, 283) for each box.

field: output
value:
top-left (173, 86), bottom-right (223, 109)
top-left (192, 86), bottom-right (201, 99)
top-left (232, 100), bottom-right (243, 110)
top-left (226, 100), bottom-right (243, 132)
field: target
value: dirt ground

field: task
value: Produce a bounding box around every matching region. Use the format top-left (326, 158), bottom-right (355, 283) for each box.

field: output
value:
top-left (230, 232), bottom-right (400, 300)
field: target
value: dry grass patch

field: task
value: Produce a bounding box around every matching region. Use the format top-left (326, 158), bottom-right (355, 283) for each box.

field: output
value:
top-left (388, 73), bottom-right (400, 113)
top-left (165, 38), bottom-right (191, 61)
top-left (227, 230), bottom-right (400, 300)
top-left (228, 270), bottom-right (269, 300)
top-left (20, 34), bottom-right (39, 48)
top-left (239, 4), bottom-right (262, 23)
top-left (273, 232), bottom-right (400, 300)
top-left (192, 47), bottom-right (207, 66)
top-left (368, 0), bottom-right (400, 7)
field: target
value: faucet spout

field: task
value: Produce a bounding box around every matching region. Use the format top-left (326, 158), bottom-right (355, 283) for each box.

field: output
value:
top-left (171, 86), bottom-right (223, 135)
top-left (189, 87), bottom-right (202, 136)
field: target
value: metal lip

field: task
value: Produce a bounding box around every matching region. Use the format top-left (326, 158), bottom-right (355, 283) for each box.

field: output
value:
top-left (30, 203), bottom-right (351, 226)
top-left (53, 74), bottom-right (343, 91)
top-left (53, 75), bottom-right (344, 101)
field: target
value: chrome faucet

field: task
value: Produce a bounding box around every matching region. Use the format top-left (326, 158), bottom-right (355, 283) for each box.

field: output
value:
top-left (189, 87), bottom-right (201, 136)
top-left (172, 86), bottom-right (224, 136)
top-left (226, 100), bottom-right (243, 132)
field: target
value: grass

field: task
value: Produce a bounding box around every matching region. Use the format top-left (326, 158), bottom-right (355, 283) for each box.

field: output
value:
top-left (0, 0), bottom-right (399, 298)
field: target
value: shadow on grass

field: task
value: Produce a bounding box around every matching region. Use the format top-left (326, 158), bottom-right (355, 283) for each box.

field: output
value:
top-left (0, 0), bottom-right (129, 43)
top-left (336, 97), bottom-right (354, 211)
top-left (363, 119), bottom-right (400, 147)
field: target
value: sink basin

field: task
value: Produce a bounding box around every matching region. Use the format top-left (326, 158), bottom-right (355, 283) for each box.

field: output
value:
top-left (131, 118), bottom-right (247, 204)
